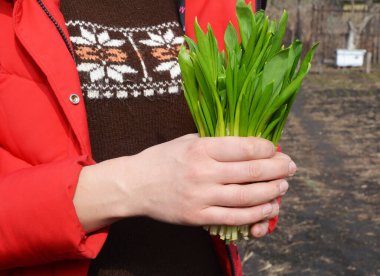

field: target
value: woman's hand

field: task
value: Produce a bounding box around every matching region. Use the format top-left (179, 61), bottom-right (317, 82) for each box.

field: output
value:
top-left (75, 134), bottom-right (296, 233)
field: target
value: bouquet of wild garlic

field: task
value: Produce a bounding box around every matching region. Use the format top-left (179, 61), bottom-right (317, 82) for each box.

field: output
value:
top-left (178, 0), bottom-right (318, 244)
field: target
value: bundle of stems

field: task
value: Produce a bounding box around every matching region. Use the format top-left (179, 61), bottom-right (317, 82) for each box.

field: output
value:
top-left (178, 0), bottom-right (318, 244)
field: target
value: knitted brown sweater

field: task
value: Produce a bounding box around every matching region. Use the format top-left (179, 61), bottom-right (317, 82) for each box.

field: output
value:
top-left (60, 0), bottom-right (223, 275)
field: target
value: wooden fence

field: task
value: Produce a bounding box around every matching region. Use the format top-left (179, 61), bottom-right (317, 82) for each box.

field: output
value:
top-left (310, 5), bottom-right (380, 65)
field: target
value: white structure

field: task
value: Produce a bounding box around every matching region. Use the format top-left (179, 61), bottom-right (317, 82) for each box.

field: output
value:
top-left (336, 49), bottom-right (366, 67)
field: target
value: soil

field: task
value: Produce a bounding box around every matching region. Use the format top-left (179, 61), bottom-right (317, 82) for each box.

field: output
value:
top-left (239, 68), bottom-right (380, 276)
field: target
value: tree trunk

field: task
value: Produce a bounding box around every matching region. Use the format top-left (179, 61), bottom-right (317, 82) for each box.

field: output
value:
top-left (347, 21), bottom-right (357, 49)
top-left (347, 15), bottom-right (374, 50)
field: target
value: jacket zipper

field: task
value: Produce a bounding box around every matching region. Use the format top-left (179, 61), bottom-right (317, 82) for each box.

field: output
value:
top-left (36, 0), bottom-right (75, 60)
top-left (256, 0), bottom-right (262, 11)
top-left (225, 245), bottom-right (236, 276)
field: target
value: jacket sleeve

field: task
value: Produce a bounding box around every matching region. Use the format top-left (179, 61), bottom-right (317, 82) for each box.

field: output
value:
top-left (0, 146), bottom-right (108, 269)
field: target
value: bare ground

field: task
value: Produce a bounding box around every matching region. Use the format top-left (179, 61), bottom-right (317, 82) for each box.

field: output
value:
top-left (240, 68), bottom-right (380, 276)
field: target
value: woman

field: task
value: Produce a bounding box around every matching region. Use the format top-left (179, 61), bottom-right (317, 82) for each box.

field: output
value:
top-left (0, 0), bottom-right (294, 275)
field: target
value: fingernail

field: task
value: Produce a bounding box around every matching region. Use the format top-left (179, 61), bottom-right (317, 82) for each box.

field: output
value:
top-left (280, 181), bottom-right (289, 195)
top-left (289, 161), bottom-right (297, 176)
top-left (263, 204), bottom-right (273, 216)
top-left (255, 226), bottom-right (262, 236)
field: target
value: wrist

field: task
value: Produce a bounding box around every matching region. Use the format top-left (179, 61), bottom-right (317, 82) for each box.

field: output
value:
top-left (74, 156), bottom-right (142, 232)
top-left (109, 155), bottom-right (146, 219)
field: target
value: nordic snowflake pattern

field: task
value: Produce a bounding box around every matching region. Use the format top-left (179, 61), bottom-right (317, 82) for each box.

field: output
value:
top-left (140, 29), bottom-right (183, 79)
top-left (66, 21), bottom-right (184, 99)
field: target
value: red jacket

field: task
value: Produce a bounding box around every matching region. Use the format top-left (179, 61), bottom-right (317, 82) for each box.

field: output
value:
top-left (0, 0), bottom-right (277, 275)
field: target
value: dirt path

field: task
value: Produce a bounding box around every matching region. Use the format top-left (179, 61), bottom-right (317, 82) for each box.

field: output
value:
top-left (240, 70), bottom-right (380, 275)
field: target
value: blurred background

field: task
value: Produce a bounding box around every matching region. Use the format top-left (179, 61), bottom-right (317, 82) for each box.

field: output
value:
top-left (239, 0), bottom-right (380, 275)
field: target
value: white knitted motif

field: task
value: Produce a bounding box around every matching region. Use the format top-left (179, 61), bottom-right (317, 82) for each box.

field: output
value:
top-left (66, 20), bottom-right (184, 99)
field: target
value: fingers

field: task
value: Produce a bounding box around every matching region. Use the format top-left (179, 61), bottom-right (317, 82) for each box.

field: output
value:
top-left (200, 203), bottom-right (274, 226)
top-left (211, 180), bottom-right (288, 207)
top-left (199, 201), bottom-right (279, 237)
top-left (250, 200), bottom-right (279, 238)
top-left (216, 153), bottom-right (297, 184)
top-left (203, 136), bottom-right (275, 162)
top-left (251, 220), bottom-right (269, 238)
top-left (273, 152), bottom-right (291, 160)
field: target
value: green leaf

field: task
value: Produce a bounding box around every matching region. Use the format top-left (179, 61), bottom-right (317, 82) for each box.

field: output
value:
top-left (215, 115), bottom-right (226, 137)
top-left (298, 42), bottom-right (319, 77)
top-left (194, 19), bottom-right (216, 84)
top-left (207, 24), bottom-right (219, 80)
top-left (272, 92), bottom-right (297, 144)
top-left (219, 88), bottom-right (227, 111)
top-left (236, 0), bottom-right (253, 50)
top-left (233, 83), bottom-right (244, 135)
top-left (237, 64), bottom-right (247, 96)
top-left (257, 53), bottom-right (313, 135)
top-left (218, 51), bottom-right (227, 72)
top-left (197, 101), bottom-right (211, 137)
top-left (224, 22), bottom-right (239, 61)
top-left (252, 81), bottom-right (274, 135)
top-left (271, 42), bottom-right (319, 143)
top-left (194, 18), bottom-right (209, 55)
top-left (254, 10), bottom-right (265, 26)
top-left (241, 11), bottom-right (258, 66)
top-left (183, 86), bottom-right (205, 136)
top-left (261, 106), bottom-right (285, 139)
top-left (268, 10), bottom-right (288, 60)
top-left (287, 40), bottom-right (303, 82)
top-left (247, 74), bottom-right (263, 134)
top-left (217, 75), bottom-right (227, 110)
top-left (247, 73), bottom-right (260, 112)
top-left (239, 89), bottom-right (250, 136)
top-left (248, 15), bottom-right (269, 73)
top-left (199, 92), bottom-right (215, 136)
top-left (190, 52), bottom-right (216, 123)
top-left (225, 58), bottom-right (235, 133)
top-left (262, 48), bottom-right (290, 94)
top-left (250, 31), bottom-right (273, 73)
top-left (184, 36), bottom-right (198, 53)
top-left (193, 21), bottom-right (225, 135)
top-left (178, 46), bottom-right (198, 109)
